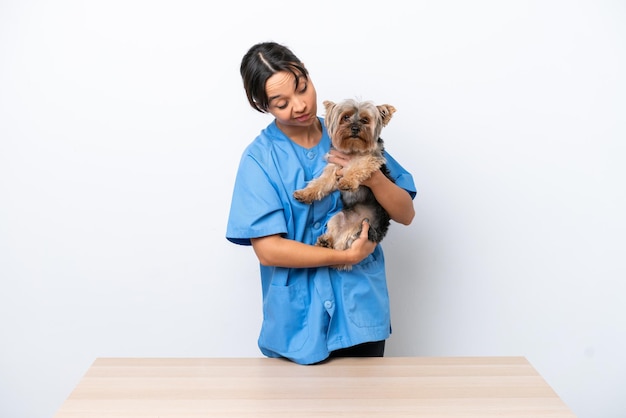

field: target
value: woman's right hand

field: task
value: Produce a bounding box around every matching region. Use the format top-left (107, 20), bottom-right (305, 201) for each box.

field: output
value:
top-left (334, 219), bottom-right (376, 268)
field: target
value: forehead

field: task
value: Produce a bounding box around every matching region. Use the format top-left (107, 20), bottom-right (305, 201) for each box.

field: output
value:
top-left (265, 71), bottom-right (300, 100)
top-left (339, 102), bottom-right (377, 118)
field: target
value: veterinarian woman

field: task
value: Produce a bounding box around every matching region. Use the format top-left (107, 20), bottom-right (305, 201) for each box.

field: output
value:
top-left (226, 42), bottom-right (416, 365)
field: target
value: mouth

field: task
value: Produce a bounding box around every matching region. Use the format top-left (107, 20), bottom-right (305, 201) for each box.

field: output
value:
top-left (295, 114), bottom-right (310, 123)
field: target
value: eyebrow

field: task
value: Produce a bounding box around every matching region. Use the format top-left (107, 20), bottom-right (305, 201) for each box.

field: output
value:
top-left (267, 73), bottom-right (304, 104)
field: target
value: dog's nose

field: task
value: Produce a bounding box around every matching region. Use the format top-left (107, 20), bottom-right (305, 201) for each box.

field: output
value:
top-left (350, 124), bottom-right (360, 136)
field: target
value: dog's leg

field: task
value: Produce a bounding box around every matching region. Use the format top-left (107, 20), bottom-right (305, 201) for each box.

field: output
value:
top-left (293, 164), bottom-right (340, 203)
top-left (337, 155), bottom-right (385, 191)
top-left (316, 210), bottom-right (368, 271)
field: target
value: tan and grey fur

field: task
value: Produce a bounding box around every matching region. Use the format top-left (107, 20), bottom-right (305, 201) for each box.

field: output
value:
top-left (293, 99), bottom-right (396, 270)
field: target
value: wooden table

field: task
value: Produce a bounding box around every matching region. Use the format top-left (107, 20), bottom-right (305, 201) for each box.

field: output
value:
top-left (54, 356), bottom-right (576, 417)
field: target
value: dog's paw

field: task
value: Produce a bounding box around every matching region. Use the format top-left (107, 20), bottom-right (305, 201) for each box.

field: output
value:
top-left (316, 235), bottom-right (333, 248)
top-left (293, 189), bottom-right (314, 204)
top-left (333, 264), bottom-right (353, 271)
top-left (337, 177), bottom-right (359, 192)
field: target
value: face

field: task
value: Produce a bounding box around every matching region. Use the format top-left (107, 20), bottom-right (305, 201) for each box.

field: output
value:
top-left (324, 99), bottom-right (396, 154)
top-left (265, 71), bottom-right (318, 130)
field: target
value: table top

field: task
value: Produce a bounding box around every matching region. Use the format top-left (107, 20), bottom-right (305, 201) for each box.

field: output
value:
top-left (54, 356), bottom-right (576, 417)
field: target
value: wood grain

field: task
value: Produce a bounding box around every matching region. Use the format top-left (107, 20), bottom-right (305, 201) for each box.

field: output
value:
top-left (54, 356), bottom-right (576, 417)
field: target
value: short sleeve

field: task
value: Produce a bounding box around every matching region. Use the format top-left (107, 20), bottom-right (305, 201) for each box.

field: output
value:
top-left (226, 152), bottom-right (288, 246)
top-left (384, 151), bottom-right (417, 199)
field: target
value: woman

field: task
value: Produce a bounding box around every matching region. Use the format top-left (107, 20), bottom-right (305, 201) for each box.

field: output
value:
top-left (226, 41), bottom-right (416, 365)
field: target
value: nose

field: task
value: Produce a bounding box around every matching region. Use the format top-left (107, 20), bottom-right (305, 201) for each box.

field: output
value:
top-left (350, 124), bottom-right (360, 136)
top-left (293, 96), bottom-right (306, 113)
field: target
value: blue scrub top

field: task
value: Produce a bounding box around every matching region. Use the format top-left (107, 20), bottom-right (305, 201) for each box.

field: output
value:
top-left (226, 118), bottom-right (416, 364)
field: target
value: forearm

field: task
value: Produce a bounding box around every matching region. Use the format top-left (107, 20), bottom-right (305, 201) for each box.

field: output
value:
top-left (364, 169), bottom-right (415, 225)
top-left (251, 233), bottom-right (373, 268)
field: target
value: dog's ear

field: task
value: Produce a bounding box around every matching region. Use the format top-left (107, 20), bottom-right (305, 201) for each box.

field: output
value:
top-left (323, 100), bottom-right (336, 115)
top-left (377, 104), bottom-right (396, 127)
top-left (322, 100), bottom-right (338, 133)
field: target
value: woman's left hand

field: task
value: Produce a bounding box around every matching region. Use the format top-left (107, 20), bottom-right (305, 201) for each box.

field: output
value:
top-left (327, 149), bottom-right (351, 177)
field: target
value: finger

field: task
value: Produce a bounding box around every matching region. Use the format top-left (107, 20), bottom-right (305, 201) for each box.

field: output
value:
top-left (327, 150), bottom-right (340, 161)
top-left (360, 218), bottom-right (370, 238)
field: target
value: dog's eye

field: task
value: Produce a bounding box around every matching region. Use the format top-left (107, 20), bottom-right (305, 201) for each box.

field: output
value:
top-left (360, 118), bottom-right (369, 124)
top-left (342, 115), bottom-right (351, 122)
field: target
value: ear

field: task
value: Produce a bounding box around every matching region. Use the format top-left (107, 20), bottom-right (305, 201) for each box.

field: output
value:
top-left (377, 104), bottom-right (396, 127)
top-left (323, 100), bottom-right (336, 115)
top-left (322, 100), bottom-right (338, 132)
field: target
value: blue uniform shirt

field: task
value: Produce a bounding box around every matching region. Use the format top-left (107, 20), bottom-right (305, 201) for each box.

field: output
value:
top-left (226, 118), bottom-right (416, 364)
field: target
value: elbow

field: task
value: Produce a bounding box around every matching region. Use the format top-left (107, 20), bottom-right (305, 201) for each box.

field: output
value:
top-left (399, 214), bottom-right (415, 226)
top-left (391, 191), bottom-right (415, 226)
top-left (396, 207), bottom-right (415, 226)
top-left (251, 235), bottom-right (286, 267)
top-left (251, 241), bottom-right (274, 266)
top-left (254, 251), bottom-right (274, 267)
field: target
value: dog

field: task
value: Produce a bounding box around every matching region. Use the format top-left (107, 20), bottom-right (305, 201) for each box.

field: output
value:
top-left (293, 99), bottom-right (396, 270)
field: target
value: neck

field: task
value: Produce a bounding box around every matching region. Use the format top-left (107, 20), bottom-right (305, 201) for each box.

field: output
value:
top-left (277, 119), bottom-right (322, 148)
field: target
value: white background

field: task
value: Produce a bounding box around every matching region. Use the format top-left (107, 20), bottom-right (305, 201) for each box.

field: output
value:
top-left (1, 1), bottom-right (625, 417)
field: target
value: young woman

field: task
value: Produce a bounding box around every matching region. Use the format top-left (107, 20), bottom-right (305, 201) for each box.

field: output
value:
top-left (226, 42), bottom-right (416, 365)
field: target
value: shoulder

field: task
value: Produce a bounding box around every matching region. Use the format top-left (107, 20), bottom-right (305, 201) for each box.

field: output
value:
top-left (242, 121), bottom-right (288, 159)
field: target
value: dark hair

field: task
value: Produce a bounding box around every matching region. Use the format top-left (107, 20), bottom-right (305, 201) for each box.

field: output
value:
top-left (240, 42), bottom-right (309, 113)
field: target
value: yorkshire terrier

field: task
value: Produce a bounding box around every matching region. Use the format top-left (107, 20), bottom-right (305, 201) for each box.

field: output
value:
top-left (293, 99), bottom-right (396, 270)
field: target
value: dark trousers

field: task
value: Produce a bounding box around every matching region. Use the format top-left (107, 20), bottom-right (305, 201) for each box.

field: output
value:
top-left (328, 340), bottom-right (386, 358)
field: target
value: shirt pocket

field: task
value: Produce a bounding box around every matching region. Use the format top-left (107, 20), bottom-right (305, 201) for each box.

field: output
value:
top-left (259, 281), bottom-right (310, 353)
top-left (342, 257), bottom-right (390, 328)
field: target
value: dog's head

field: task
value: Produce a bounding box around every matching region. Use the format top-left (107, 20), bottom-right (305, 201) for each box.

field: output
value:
top-left (323, 99), bottom-right (396, 154)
